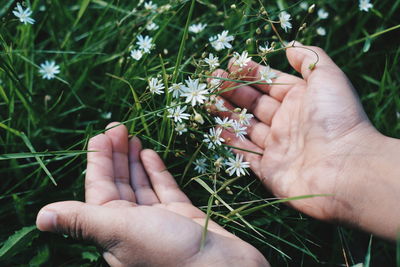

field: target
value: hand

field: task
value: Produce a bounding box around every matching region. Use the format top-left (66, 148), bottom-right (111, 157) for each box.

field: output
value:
top-left (213, 42), bottom-right (400, 239)
top-left (36, 123), bottom-right (268, 267)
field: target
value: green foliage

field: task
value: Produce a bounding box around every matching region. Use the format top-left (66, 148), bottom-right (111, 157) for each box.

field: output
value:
top-left (0, 0), bottom-right (399, 266)
top-left (0, 225), bottom-right (38, 262)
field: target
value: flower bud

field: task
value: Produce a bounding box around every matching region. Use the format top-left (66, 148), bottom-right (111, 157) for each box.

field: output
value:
top-left (308, 4), bottom-right (316, 14)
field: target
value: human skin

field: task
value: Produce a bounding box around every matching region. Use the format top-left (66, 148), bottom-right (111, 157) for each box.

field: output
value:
top-left (36, 122), bottom-right (269, 267)
top-left (212, 41), bottom-right (400, 240)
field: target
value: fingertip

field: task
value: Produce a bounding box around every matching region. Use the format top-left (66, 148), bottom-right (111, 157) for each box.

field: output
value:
top-left (88, 134), bottom-right (111, 150)
top-left (36, 208), bottom-right (57, 232)
top-left (141, 149), bottom-right (165, 172)
top-left (105, 122), bottom-right (128, 135)
top-left (105, 121), bottom-right (121, 130)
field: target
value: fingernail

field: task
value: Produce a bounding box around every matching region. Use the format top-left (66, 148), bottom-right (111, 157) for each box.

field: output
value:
top-left (36, 210), bottom-right (57, 231)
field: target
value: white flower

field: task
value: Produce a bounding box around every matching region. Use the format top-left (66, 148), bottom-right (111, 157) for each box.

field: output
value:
top-left (359, 0), bottom-right (373, 12)
top-left (233, 51), bottom-right (251, 68)
top-left (300, 2), bottom-right (308, 10)
top-left (203, 128), bottom-right (225, 149)
top-left (168, 83), bottom-right (184, 98)
top-left (193, 110), bottom-right (205, 124)
top-left (130, 49), bottom-right (143, 60)
top-left (144, 1), bottom-right (157, 10)
top-left (259, 65), bottom-right (277, 83)
top-left (194, 158), bottom-right (207, 174)
top-left (148, 78), bottom-right (164, 95)
top-left (136, 35), bottom-right (153, 53)
top-left (279, 11), bottom-right (292, 32)
top-left (168, 105), bottom-right (190, 123)
top-left (209, 78), bottom-right (222, 88)
top-left (316, 27), bottom-right (326, 36)
top-left (237, 108), bottom-right (254, 126)
top-left (13, 3), bottom-right (35, 25)
top-left (225, 154), bottom-right (250, 177)
top-left (146, 22), bottom-right (159, 31)
top-left (181, 78), bottom-right (209, 107)
top-left (259, 43), bottom-right (273, 54)
top-left (189, 23), bottom-right (207, 34)
top-left (317, 8), bottom-right (329, 19)
top-left (39, 61), bottom-right (60, 80)
top-left (231, 120), bottom-right (247, 140)
top-left (209, 30), bottom-right (234, 51)
top-left (214, 98), bottom-right (227, 111)
top-left (204, 53), bottom-right (220, 70)
top-left (215, 117), bottom-right (234, 129)
top-left (175, 123), bottom-right (187, 135)
top-left (101, 112), bottom-right (112, 119)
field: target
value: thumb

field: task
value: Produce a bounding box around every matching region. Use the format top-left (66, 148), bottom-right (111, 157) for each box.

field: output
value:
top-left (286, 41), bottom-right (344, 81)
top-left (36, 201), bottom-right (121, 246)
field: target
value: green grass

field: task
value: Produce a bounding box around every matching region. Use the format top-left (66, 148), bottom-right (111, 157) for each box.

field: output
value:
top-left (1, 0), bottom-right (399, 266)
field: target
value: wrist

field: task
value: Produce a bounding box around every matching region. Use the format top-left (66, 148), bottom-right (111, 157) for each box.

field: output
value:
top-left (334, 127), bottom-right (400, 239)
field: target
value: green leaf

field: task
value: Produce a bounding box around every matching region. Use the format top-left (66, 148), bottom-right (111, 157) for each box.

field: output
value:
top-left (29, 245), bottom-right (50, 266)
top-left (0, 226), bottom-right (39, 261)
top-left (81, 251), bottom-right (101, 262)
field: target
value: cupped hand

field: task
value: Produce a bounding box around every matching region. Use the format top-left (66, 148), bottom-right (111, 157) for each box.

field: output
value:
top-left (36, 123), bottom-right (268, 267)
top-left (212, 42), bottom-right (380, 222)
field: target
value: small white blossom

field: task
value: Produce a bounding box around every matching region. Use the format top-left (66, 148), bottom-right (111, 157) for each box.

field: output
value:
top-left (259, 65), bottom-right (277, 83)
top-left (300, 2), bottom-right (308, 10)
top-left (13, 3), bottom-right (35, 25)
top-left (101, 112), bottom-right (112, 119)
top-left (168, 105), bottom-right (190, 123)
top-left (204, 53), bottom-right (220, 70)
top-left (259, 43), bottom-right (273, 54)
top-left (148, 78), bottom-right (164, 95)
top-left (194, 158), bottom-right (207, 174)
top-left (175, 123), bottom-right (187, 135)
top-left (130, 49), bottom-right (143, 60)
top-left (209, 78), bottom-right (222, 88)
top-left (237, 108), bottom-right (254, 126)
top-left (39, 61), bottom-right (60, 80)
top-left (225, 154), bottom-right (250, 177)
top-left (316, 27), bottom-right (326, 36)
top-left (215, 117), bottom-right (234, 129)
top-left (189, 23), bottom-right (207, 34)
top-left (279, 11), bottom-right (292, 32)
top-left (203, 128), bottom-right (225, 149)
top-left (209, 30), bottom-right (234, 51)
top-left (215, 98), bottom-right (228, 111)
top-left (144, 1), bottom-right (157, 10)
top-left (146, 22), bottom-right (159, 31)
top-left (181, 78), bottom-right (209, 107)
top-left (136, 35), bottom-right (153, 53)
top-left (231, 120), bottom-right (247, 140)
top-left (193, 110), bottom-right (205, 124)
top-left (359, 0), bottom-right (373, 12)
top-left (317, 8), bottom-right (329, 19)
top-left (168, 83), bottom-right (184, 98)
top-left (233, 51), bottom-right (252, 68)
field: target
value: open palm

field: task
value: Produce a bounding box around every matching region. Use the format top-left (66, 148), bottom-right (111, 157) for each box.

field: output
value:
top-left (215, 44), bottom-right (376, 221)
top-left (36, 123), bottom-right (268, 266)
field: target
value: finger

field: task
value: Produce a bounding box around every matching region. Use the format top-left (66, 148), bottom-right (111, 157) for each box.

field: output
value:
top-left (221, 129), bottom-right (263, 177)
top-left (85, 134), bottom-right (120, 204)
top-left (129, 137), bottom-right (160, 205)
top-left (228, 59), bottom-right (305, 101)
top-left (212, 70), bottom-right (281, 126)
top-left (213, 97), bottom-right (271, 148)
top-left (105, 122), bottom-right (136, 202)
top-left (285, 41), bottom-right (345, 82)
top-left (141, 149), bottom-right (191, 204)
top-left (36, 201), bottom-right (131, 248)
